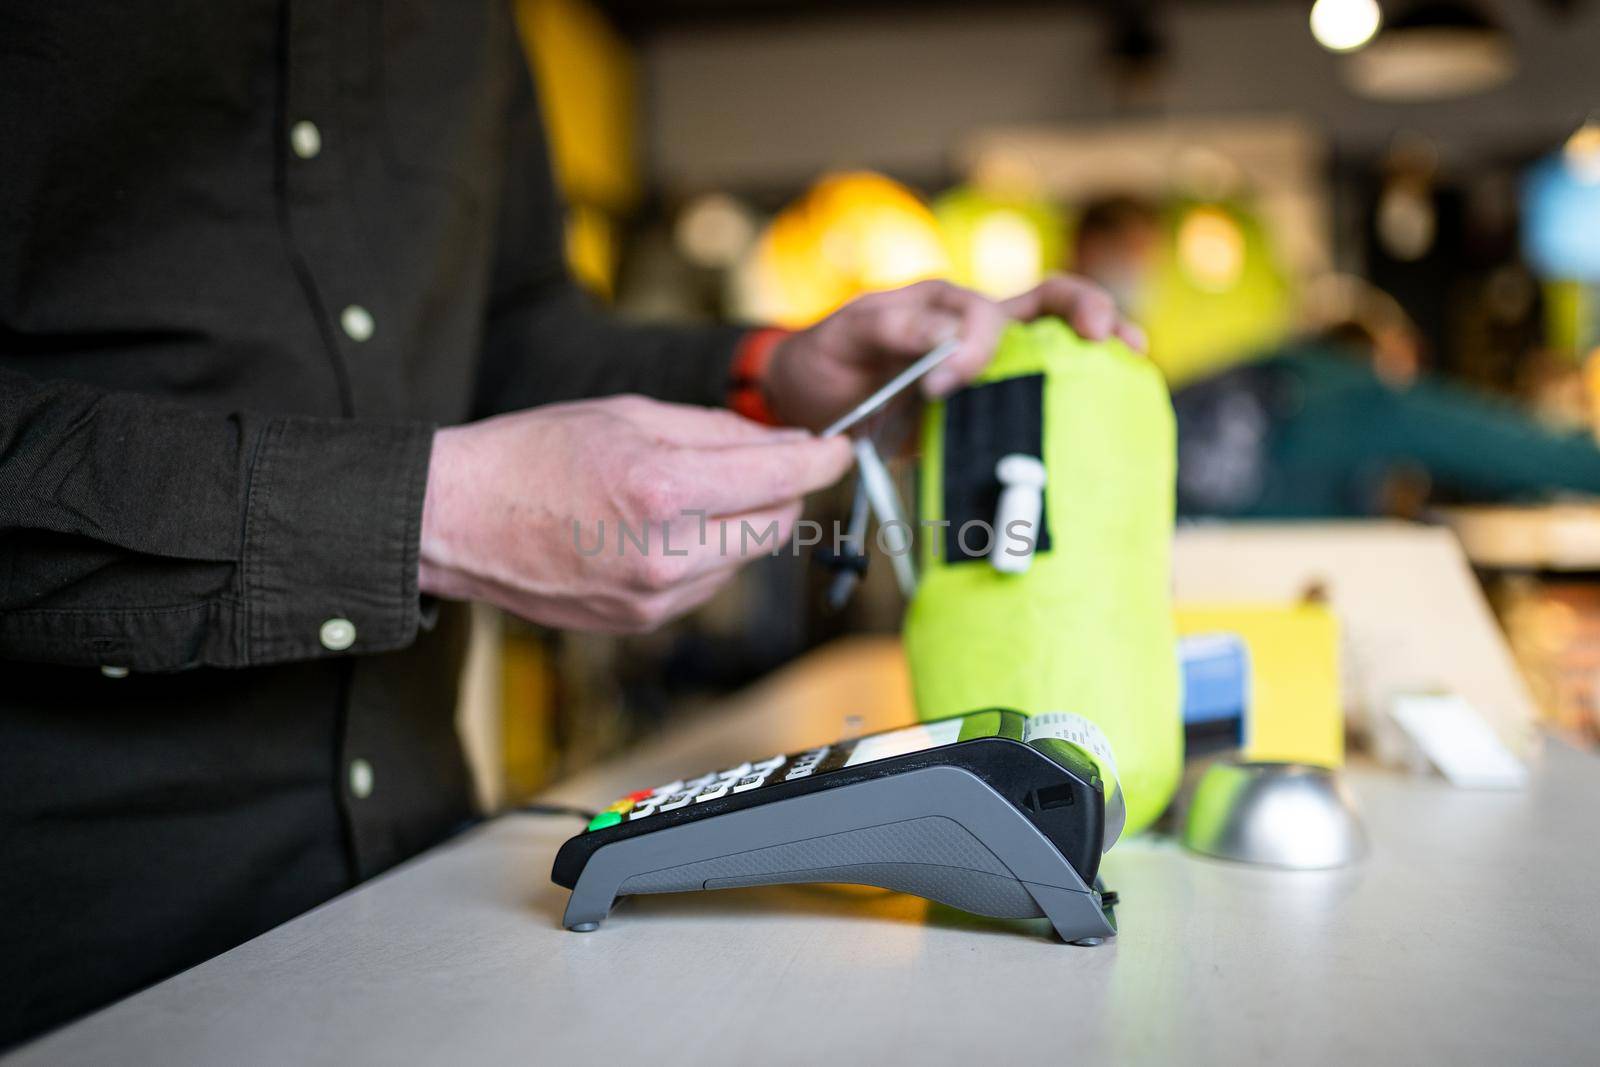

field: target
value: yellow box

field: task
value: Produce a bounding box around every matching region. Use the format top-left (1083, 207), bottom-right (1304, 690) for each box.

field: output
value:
top-left (1176, 603), bottom-right (1344, 767)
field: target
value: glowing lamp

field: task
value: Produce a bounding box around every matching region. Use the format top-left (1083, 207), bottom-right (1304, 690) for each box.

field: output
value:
top-left (746, 172), bottom-right (950, 328)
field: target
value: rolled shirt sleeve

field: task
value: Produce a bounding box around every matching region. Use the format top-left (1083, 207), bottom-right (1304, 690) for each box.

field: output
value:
top-left (239, 414), bottom-right (433, 665)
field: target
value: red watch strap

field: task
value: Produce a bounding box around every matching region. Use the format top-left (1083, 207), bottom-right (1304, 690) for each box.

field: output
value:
top-left (728, 327), bottom-right (790, 426)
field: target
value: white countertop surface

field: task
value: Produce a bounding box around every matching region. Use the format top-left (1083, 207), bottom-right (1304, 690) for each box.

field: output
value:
top-left (11, 638), bottom-right (1600, 1066)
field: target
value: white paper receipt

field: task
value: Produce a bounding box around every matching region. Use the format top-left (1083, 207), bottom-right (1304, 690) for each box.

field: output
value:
top-left (1023, 712), bottom-right (1120, 789)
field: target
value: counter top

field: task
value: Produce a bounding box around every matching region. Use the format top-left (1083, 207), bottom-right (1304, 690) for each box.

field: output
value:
top-left (12, 638), bottom-right (1600, 1065)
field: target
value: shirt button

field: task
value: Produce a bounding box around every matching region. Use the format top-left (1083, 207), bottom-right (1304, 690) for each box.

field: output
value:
top-left (349, 758), bottom-right (375, 800)
top-left (289, 120), bottom-right (322, 160)
top-left (319, 617), bottom-right (357, 651)
top-left (340, 304), bottom-right (375, 342)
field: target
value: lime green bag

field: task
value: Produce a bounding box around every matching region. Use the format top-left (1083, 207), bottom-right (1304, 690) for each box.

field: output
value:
top-left (904, 317), bottom-right (1181, 835)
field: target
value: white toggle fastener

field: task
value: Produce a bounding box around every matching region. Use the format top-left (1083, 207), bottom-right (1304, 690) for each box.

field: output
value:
top-left (991, 453), bottom-right (1046, 574)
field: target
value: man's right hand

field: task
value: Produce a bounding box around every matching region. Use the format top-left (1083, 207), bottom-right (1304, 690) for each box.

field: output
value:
top-left (417, 396), bottom-right (853, 633)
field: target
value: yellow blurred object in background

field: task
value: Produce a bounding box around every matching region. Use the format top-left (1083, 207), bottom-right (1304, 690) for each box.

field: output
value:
top-left (1144, 201), bottom-right (1295, 387)
top-left (500, 624), bottom-right (561, 803)
top-left (1177, 603), bottom-right (1345, 767)
top-left (747, 172), bottom-right (951, 328)
top-left (1544, 279), bottom-right (1597, 355)
top-left (563, 203), bottom-right (619, 298)
top-left (516, 0), bottom-right (638, 295)
top-left (1176, 206), bottom-right (1247, 293)
top-left (516, 0), bottom-right (638, 211)
top-left (934, 186), bottom-right (1063, 300)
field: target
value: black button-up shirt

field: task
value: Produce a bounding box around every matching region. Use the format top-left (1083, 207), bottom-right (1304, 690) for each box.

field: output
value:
top-left (0, 0), bottom-right (742, 1044)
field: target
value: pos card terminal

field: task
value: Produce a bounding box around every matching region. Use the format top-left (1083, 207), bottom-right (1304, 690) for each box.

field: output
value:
top-left (551, 709), bottom-right (1123, 944)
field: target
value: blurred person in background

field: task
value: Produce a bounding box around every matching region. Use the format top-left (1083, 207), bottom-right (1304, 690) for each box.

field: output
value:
top-left (0, 0), bottom-right (1140, 1045)
top-left (1067, 196), bottom-right (1600, 518)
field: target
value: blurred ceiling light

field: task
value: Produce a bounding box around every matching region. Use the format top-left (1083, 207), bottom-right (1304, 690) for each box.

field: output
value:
top-left (675, 192), bottom-right (756, 269)
top-left (969, 211), bottom-right (1045, 298)
top-left (1146, 200), bottom-right (1293, 385)
top-left (1565, 119), bottom-right (1600, 186)
top-left (1310, 0), bottom-right (1383, 53)
top-left (1345, 2), bottom-right (1514, 100)
top-left (1176, 206), bottom-right (1246, 293)
top-left (1376, 181), bottom-right (1436, 261)
top-left (853, 218), bottom-right (947, 289)
top-left (933, 187), bottom-right (1062, 300)
top-left (1375, 135), bottom-right (1439, 263)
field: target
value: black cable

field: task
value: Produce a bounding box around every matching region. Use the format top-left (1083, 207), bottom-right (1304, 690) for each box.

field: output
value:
top-left (511, 802), bottom-right (598, 821)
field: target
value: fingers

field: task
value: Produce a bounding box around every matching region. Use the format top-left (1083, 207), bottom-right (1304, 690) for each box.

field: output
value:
top-left (610, 433), bottom-right (846, 581)
top-left (618, 502), bottom-right (803, 625)
top-left (1001, 275), bottom-right (1113, 339)
top-left (639, 569), bottom-right (734, 628)
top-left (851, 282), bottom-right (964, 358)
top-left (1114, 319), bottom-right (1149, 353)
top-left (920, 282), bottom-right (1007, 398)
top-left (680, 433), bottom-right (853, 515)
top-left (666, 501), bottom-right (805, 582)
top-left (845, 280), bottom-right (1009, 400)
top-left (491, 566), bottom-right (735, 635)
top-left (609, 394), bottom-right (808, 447)
top-left (1001, 274), bottom-right (1148, 353)
top-left (999, 275), bottom-right (1073, 320)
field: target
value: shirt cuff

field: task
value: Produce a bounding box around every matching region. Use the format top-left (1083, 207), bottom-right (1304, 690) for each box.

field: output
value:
top-left (242, 415), bottom-right (434, 664)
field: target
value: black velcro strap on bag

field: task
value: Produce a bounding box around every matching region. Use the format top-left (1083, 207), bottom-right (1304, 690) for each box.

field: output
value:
top-left (940, 374), bottom-right (1051, 564)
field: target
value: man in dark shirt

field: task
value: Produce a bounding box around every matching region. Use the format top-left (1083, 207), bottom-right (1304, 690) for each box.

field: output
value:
top-left (0, 0), bottom-right (1138, 1045)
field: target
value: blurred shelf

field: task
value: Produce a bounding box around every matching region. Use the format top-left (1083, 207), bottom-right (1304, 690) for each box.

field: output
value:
top-left (1438, 504), bottom-right (1600, 572)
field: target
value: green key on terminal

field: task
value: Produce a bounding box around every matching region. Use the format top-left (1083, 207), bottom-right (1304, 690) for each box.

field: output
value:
top-left (586, 811), bottom-right (622, 832)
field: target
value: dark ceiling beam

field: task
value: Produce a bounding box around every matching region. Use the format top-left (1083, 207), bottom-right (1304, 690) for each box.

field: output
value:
top-left (593, 0), bottom-right (1584, 44)
top-left (593, 0), bottom-right (1277, 38)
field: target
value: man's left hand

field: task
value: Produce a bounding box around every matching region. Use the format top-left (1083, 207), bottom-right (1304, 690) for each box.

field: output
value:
top-left (761, 275), bottom-right (1148, 433)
